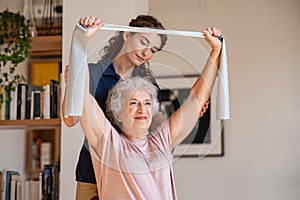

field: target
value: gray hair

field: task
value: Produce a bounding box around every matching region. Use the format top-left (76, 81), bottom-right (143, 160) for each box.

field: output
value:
top-left (106, 77), bottom-right (159, 127)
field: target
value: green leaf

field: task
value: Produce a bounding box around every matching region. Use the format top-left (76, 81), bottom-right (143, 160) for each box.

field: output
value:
top-left (0, 9), bottom-right (30, 102)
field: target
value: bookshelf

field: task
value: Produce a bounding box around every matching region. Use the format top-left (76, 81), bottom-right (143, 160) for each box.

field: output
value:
top-left (0, 119), bottom-right (61, 179)
top-left (0, 10), bottom-right (62, 198)
top-left (29, 35), bottom-right (62, 57)
top-left (0, 35), bottom-right (62, 182)
top-left (28, 35), bottom-right (62, 179)
top-left (0, 118), bottom-right (60, 128)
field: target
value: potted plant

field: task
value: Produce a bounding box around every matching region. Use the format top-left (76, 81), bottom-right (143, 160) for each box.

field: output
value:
top-left (0, 9), bottom-right (31, 119)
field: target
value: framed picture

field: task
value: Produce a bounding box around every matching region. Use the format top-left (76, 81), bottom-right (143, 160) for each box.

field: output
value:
top-left (157, 76), bottom-right (224, 157)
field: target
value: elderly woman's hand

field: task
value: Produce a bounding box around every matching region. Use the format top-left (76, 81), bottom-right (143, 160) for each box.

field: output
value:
top-left (202, 27), bottom-right (222, 53)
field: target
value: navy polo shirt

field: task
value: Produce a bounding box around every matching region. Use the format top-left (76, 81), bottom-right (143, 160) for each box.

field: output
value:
top-left (75, 60), bottom-right (161, 183)
top-left (76, 60), bottom-right (119, 183)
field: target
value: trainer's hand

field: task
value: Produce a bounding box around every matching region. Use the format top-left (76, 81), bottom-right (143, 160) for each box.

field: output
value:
top-left (79, 16), bottom-right (105, 40)
top-left (199, 99), bottom-right (210, 117)
top-left (64, 65), bottom-right (69, 85)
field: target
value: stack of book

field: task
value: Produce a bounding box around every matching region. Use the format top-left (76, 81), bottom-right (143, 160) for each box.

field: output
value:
top-left (1, 80), bottom-right (60, 120)
top-left (0, 163), bottom-right (60, 200)
top-left (31, 138), bottom-right (53, 171)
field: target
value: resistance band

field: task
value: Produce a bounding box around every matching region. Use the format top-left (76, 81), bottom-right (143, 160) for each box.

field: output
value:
top-left (102, 24), bottom-right (205, 38)
top-left (64, 23), bottom-right (230, 120)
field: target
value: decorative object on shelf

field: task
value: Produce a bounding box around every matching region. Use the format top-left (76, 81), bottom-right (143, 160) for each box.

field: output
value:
top-left (23, 0), bottom-right (38, 37)
top-left (39, 0), bottom-right (63, 36)
top-left (0, 9), bottom-right (31, 120)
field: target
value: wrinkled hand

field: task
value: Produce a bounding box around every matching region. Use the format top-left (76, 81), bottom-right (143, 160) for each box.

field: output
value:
top-left (202, 27), bottom-right (222, 53)
top-left (79, 16), bottom-right (105, 40)
top-left (199, 99), bottom-right (210, 117)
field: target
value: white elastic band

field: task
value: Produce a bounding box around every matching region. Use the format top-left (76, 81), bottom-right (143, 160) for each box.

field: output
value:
top-left (65, 23), bottom-right (230, 120)
top-left (102, 24), bottom-right (205, 38)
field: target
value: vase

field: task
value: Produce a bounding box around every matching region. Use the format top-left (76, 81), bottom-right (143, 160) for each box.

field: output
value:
top-left (23, 0), bottom-right (38, 37)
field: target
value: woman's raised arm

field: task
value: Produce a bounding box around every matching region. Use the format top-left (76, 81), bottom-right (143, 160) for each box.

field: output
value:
top-left (78, 65), bottom-right (106, 149)
top-left (168, 27), bottom-right (223, 148)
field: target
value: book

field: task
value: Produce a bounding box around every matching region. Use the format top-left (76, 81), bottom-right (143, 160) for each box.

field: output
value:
top-left (40, 142), bottom-right (52, 170)
top-left (50, 80), bottom-right (59, 119)
top-left (43, 165), bottom-right (52, 200)
top-left (1, 98), bottom-right (5, 120)
top-left (25, 84), bottom-right (44, 119)
top-left (15, 181), bottom-right (21, 200)
top-left (52, 162), bottom-right (60, 200)
top-left (39, 173), bottom-right (43, 200)
top-left (9, 89), bottom-right (18, 120)
top-left (9, 174), bottom-right (21, 200)
top-left (36, 138), bottom-right (42, 170)
top-left (4, 101), bottom-right (9, 120)
top-left (30, 180), bottom-right (39, 200)
top-left (35, 181), bottom-right (39, 200)
top-left (31, 137), bottom-right (42, 170)
top-left (43, 84), bottom-right (50, 119)
top-left (2, 169), bottom-right (8, 200)
top-left (16, 84), bottom-right (27, 120)
top-left (0, 91), bottom-right (6, 120)
top-left (22, 180), bottom-right (40, 200)
top-left (23, 180), bottom-right (29, 200)
top-left (20, 181), bottom-right (25, 200)
top-left (1, 169), bottom-right (19, 200)
top-left (30, 91), bottom-right (43, 119)
top-left (31, 138), bottom-right (37, 170)
top-left (0, 90), bottom-right (12, 120)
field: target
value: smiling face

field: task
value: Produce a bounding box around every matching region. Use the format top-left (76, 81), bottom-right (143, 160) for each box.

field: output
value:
top-left (118, 89), bottom-right (153, 138)
top-left (120, 32), bottom-right (162, 66)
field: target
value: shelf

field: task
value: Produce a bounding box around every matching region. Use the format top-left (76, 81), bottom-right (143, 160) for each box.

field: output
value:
top-left (29, 35), bottom-right (62, 57)
top-left (0, 118), bottom-right (61, 129)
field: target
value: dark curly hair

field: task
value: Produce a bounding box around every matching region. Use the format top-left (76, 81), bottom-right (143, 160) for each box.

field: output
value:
top-left (99, 15), bottom-right (168, 81)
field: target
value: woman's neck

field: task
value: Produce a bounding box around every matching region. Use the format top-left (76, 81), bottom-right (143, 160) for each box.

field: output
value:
top-left (113, 56), bottom-right (135, 78)
top-left (122, 131), bottom-right (148, 141)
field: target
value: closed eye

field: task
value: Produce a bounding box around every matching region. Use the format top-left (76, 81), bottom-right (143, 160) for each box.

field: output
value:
top-left (145, 101), bottom-right (152, 106)
top-left (130, 101), bottom-right (137, 105)
top-left (140, 36), bottom-right (159, 53)
top-left (150, 48), bottom-right (159, 53)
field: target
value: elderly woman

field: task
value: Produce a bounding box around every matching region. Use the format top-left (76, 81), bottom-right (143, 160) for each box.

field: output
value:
top-left (63, 15), bottom-right (169, 199)
top-left (68, 22), bottom-right (223, 199)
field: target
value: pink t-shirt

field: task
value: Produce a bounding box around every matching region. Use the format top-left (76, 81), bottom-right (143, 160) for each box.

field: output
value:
top-left (90, 119), bottom-right (177, 200)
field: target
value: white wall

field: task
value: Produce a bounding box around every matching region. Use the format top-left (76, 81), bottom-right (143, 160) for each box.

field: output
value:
top-left (61, 0), bottom-right (148, 199)
top-left (0, 0), bottom-right (23, 12)
top-left (150, 0), bottom-right (300, 199)
top-left (0, 130), bottom-right (27, 176)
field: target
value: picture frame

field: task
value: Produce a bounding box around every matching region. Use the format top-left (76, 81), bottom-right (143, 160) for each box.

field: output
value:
top-left (157, 76), bottom-right (224, 157)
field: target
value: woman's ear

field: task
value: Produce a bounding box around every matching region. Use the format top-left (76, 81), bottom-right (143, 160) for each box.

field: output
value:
top-left (123, 32), bottom-right (131, 41)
